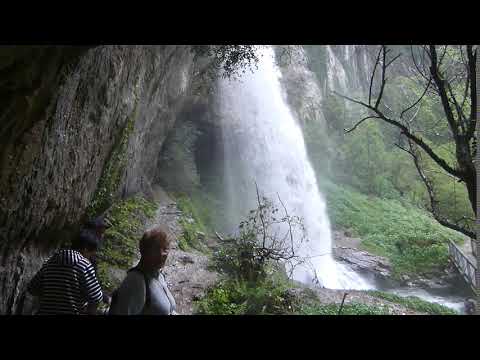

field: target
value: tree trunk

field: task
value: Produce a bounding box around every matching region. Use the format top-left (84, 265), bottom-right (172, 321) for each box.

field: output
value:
top-left (465, 170), bottom-right (477, 216)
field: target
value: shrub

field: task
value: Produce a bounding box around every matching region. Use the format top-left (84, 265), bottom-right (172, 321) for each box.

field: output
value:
top-left (196, 190), bottom-right (308, 314)
top-left (195, 277), bottom-right (298, 315)
top-left (212, 188), bottom-right (307, 283)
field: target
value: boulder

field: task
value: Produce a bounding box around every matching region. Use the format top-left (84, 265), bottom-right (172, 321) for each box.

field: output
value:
top-left (333, 246), bottom-right (392, 278)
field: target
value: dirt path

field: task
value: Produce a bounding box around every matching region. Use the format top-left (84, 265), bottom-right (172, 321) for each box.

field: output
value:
top-left (162, 249), bottom-right (217, 314)
top-left (149, 185), bottom-right (218, 314)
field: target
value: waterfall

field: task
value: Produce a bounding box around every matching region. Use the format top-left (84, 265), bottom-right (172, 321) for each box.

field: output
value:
top-left (217, 46), bottom-right (373, 290)
top-left (326, 46), bottom-right (348, 93)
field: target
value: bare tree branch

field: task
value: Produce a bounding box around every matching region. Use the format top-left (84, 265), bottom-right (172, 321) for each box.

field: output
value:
top-left (277, 193), bottom-right (295, 255)
top-left (406, 139), bottom-right (475, 238)
top-left (438, 45), bottom-right (449, 69)
top-left (406, 101), bottom-right (423, 124)
top-left (337, 44), bottom-right (476, 217)
top-left (255, 181), bottom-right (267, 249)
top-left (411, 45), bottom-right (430, 82)
top-left (344, 116), bottom-right (380, 134)
top-left (394, 143), bottom-right (415, 157)
top-left (334, 90), bottom-right (462, 178)
top-left (460, 56), bottom-right (470, 111)
top-left (400, 77), bottom-right (432, 120)
top-left (386, 53), bottom-right (402, 68)
top-left (369, 46), bottom-right (383, 106)
top-left (429, 45), bottom-right (460, 137)
top-left (374, 46), bottom-right (387, 109)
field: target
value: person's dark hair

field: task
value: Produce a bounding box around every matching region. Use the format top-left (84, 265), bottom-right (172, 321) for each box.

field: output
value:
top-left (72, 229), bottom-right (100, 252)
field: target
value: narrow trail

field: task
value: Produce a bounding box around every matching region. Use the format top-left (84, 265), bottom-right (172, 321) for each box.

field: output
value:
top-left (148, 185), bottom-right (218, 314)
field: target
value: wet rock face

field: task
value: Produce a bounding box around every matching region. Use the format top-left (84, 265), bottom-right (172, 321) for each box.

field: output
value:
top-left (333, 246), bottom-right (392, 279)
top-left (0, 46), bottom-right (211, 314)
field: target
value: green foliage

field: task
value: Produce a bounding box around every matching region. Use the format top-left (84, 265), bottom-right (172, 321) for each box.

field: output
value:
top-left (418, 148), bottom-right (475, 230)
top-left (174, 193), bottom-right (211, 253)
top-left (321, 93), bottom-right (349, 134)
top-left (303, 45), bottom-right (328, 85)
top-left (303, 119), bottom-right (333, 180)
top-left (212, 194), bottom-right (305, 283)
top-left (298, 302), bottom-right (392, 315)
top-left (96, 195), bottom-right (157, 292)
top-left (339, 121), bottom-right (400, 198)
top-left (195, 276), bottom-right (297, 315)
top-left (368, 290), bottom-right (458, 315)
top-left (212, 236), bottom-right (266, 283)
top-left (196, 195), bottom-right (308, 315)
top-left (87, 104), bottom-right (138, 217)
top-left (321, 180), bottom-right (465, 278)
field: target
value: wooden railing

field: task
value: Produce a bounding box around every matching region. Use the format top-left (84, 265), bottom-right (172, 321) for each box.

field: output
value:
top-left (448, 240), bottom-right (478, 290)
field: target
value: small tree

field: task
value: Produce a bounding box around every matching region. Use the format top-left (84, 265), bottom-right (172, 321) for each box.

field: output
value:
top-left (213, 184), bottom-right (307, 282)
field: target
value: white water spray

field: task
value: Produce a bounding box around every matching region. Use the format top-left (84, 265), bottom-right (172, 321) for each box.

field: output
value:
top-left (217, 46), bottom-right (373, 290)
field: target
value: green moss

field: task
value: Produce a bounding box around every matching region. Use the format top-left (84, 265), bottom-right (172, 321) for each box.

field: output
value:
top-left (95, 195), bottom-right (157, 292)
top-left (86, 103), bottom-right (138, 218)
top-left (174, 192), bottom-right (211, 253)
top-left (368, 290), bottom-right (458, 315)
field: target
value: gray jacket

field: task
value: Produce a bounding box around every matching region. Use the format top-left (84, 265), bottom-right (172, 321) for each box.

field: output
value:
top-left (110, 269), bottom-right (176, 315)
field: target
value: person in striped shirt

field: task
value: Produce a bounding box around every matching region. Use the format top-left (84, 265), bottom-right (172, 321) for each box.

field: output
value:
top-left (84, 215), bottom-right (112, 307)
top-left (27, 229), bottom-right (103, 315)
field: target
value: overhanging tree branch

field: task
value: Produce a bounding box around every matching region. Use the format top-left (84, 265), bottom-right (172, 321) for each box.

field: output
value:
top-left (334, 90), bottom-right (462, 178)
top-left (397, 140), bottom-right (475, 238)
top-left (336, 44), bottom-right (476, 216)
top-left (344, 115), bottom-right (380, 133)
top-left (429, 45), bottom-right (460, 137)
top-left (374, 46), bottom-right (387, 109)
top-left (411, 45), bottom-right (430, 82)
top-left (400, 77), bottom-right (432, 120)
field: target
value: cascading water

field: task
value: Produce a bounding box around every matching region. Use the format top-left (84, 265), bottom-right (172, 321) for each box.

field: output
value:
top-left (217, 46), bottom-right (373, 290)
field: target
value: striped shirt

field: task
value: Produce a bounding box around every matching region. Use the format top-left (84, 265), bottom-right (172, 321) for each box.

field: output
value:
top-left (27, 249), bottom-right (103, 315)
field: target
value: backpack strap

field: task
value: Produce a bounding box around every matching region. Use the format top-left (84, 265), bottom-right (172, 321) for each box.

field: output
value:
top-left (128, 267), bottom-right (151, 314)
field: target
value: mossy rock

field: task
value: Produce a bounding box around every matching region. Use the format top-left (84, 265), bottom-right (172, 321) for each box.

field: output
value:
top-left (86, 102), bottom-right (138, 218)
top-left (174, 192), bottom-right (213, 254)
top-left (96, 195), bottom-right (157, 292)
